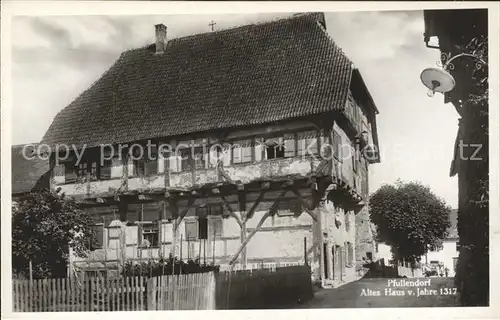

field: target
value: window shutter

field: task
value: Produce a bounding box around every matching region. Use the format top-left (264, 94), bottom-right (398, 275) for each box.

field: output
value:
top-left (222, 146), bottom-right (231, 166)
top-left (284, 134), bottom-right (295, 158)
top-left (211, 217), bottom-right (223, 238)
top-left (65, 164), bottom-right (77, 183)
top-left (254, 140), bottom-right (263, 162)
top-left (169, 153), bottom-right (178, 172)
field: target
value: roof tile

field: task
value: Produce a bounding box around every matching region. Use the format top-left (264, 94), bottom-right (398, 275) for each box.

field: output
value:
top-left (42, 13), bottom-right (353, 148)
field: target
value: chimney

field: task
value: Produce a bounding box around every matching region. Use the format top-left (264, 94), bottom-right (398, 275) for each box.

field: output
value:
top-left (155, 24), bottom-right (167, 54)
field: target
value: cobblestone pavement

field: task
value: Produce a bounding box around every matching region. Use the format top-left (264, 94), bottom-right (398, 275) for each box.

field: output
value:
top-left (296, 277), bottom-right (460, 308)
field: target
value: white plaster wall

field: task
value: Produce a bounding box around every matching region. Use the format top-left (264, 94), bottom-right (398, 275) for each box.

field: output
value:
top-left (424, 240), bottom-right (459, 276)
top-left (128, 175), bottom-right (164, 190)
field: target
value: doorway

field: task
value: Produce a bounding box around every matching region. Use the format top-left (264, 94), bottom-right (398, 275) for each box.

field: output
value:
top-left (323, 243), bottom-right (329, 279)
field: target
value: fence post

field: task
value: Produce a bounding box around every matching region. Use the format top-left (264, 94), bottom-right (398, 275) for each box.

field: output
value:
top-left (304, 237), bottom-right (308, 265)
top-left (146, 277), bottom-right (156, 310)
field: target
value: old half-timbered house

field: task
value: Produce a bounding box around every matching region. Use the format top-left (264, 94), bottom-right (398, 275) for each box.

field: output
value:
top-left (41, 12), bottom-right (380, 287)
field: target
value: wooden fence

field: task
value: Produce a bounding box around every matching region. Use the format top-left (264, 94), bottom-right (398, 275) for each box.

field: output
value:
top-left (148, 272), bottom-right (215, 310)
top-left (215, 265), bottom-right (313, 309)
top-left (13, 266), bottom-right (311, 311)
top-left (12, 272), bottom-right (215, 312)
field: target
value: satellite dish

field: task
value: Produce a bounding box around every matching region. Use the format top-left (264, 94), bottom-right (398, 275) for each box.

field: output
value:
top-left (420, 67), bottom-right (456, 97)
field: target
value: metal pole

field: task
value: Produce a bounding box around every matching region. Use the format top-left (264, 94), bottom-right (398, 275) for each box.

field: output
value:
top-left (212, 226), bottom-right (216, 265)
top-left (180, 234), bottom-right (183, 274)
top-left (198, 238), bottom-right (202, 261)
top-left (29, 260), bottom-right (33, 283)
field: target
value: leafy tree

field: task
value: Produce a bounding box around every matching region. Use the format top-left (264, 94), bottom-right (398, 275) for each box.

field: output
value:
top-left (12, 189), bottom-right (97, 279)
top-left (369, 180), bottom-right (452, 263)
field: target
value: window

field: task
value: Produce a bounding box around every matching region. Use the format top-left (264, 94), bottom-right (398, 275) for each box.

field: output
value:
top-left (87, 224), bottom-right (104, 250)
top-left (345, 242), bottom-right (354, 267)
top-left (366, 252), bottom-right (373, 261)
top-left (193, 147), bottom-right (208, 169)
top-left (180, 148), bottom-right (192, 171)
top-left (100, 159), bottom-right (112, 180)
top-left (133, 159), bottom-right (146, 176)
top-left (75, 160), bottom-right (98, 181)
top-left (141, 222), bottom-right (159, 247)
top-left (210, 217), bottom-right (223, 238)
top-left (199, 216), bottom-right (208, 239)
top-left (185, 220), bottom-right (199, 241)
top-left (132, 145), bottom-right (158, 177)
top-left (297, 131), bottom-right (318, 156)
top-left (265, 137), bottom-right (285, 160)
top-left (277, 199), bottom-right (295, 217)
top-left (197, 206), bottom-right (209, 240)
top-left (196, 204), bottom-right (224, 240)
top-left (232, 140), bottom-right (252, 164)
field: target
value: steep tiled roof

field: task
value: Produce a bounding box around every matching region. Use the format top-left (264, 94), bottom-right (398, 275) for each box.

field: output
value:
top-left (41, 13), bottom-right (354, 148)
top-left (11, 144), bottom-right (50, 195)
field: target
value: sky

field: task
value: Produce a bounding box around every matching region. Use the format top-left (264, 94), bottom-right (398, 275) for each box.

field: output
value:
top-left (11, 11), bottom-right (459, 207)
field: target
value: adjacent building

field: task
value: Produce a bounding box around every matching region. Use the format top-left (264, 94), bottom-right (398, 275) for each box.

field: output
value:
top-left (39, 13), bottom-right (380, 287)
top-left (11, 144), bottom-right (50, 200)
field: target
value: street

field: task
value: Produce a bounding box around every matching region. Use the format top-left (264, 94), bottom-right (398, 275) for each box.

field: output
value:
top-left (296, 277), bottom-right (461, 308)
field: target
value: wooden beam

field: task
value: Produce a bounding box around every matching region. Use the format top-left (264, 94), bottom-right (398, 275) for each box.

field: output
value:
top-left (138, 194), bottom-right (149, 200)
top-left (244, 191), bottom-right (265, 221)
top-left (283, 179), bottom-right (294, 187)
top-left (175, 198), bottom-right (196, 226)
top-left (238, 193), bottom-right (246, 213)
top-left (228, 189), bottom-right (288, 265)
top-left (220, 196), bottom-right (242, 227)
top-left (313, 159), bottom-right (329, 176)
top-left (291, 188), bottom-right (318, 222)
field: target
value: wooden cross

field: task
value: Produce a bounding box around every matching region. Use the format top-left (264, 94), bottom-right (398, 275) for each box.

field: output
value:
top-left (209, 20), bottom-right (216, 31)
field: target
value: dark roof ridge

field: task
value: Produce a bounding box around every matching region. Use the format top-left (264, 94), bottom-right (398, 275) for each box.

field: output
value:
top-left (119, 12), bottom-right (324, 56)
top-left (171, 12), bottom-right (318, 43)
